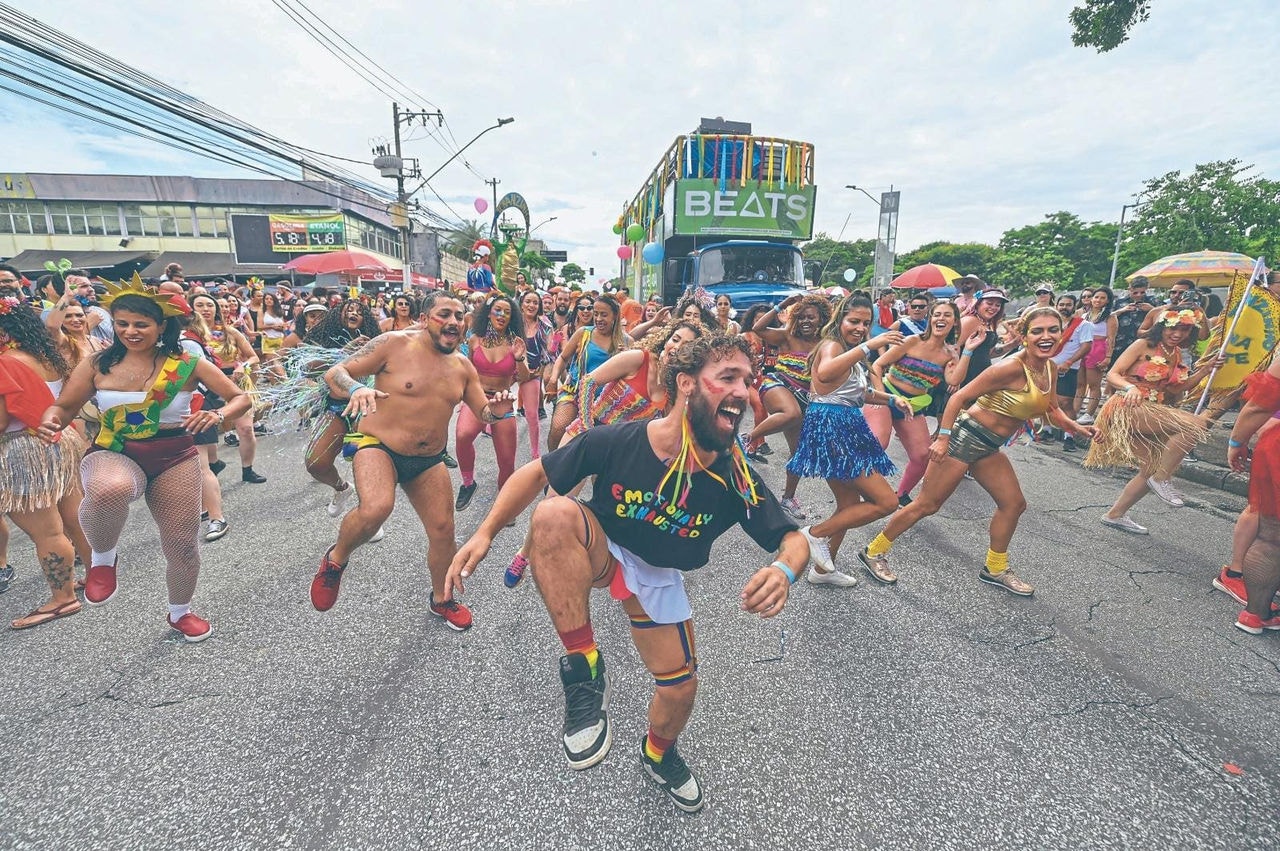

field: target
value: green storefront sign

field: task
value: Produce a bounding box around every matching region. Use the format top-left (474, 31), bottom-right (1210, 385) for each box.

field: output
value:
top-left (673, 179), bottom-right (815, 239)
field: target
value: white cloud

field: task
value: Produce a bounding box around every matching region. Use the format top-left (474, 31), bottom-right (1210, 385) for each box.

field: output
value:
top-left (3, 0), bottom-right (1278, 278)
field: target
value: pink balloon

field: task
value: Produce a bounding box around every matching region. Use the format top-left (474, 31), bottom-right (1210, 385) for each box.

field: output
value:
top-left (474, 198), bottom-right (488, 214)
top-left (616, 246), bottom-right (633, 260)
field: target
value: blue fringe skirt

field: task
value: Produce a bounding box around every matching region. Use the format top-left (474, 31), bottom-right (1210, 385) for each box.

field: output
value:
top-left (787, 402), bottom-right (896, 481)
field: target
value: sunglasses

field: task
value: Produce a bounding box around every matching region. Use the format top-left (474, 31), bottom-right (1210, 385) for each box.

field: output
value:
top-left (576, 304), bottom-right (594, 311)
top-left (908, 303), bottom-right (928, 309)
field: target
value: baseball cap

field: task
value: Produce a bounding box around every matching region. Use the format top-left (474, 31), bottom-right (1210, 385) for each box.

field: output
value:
top-left (1034, 284), bottom-right (1054, 295)
top-left (303, 303), bottom-right (328, 315)
top-left (955, 274), bottom-right (985, 290)
top-left (975, 288), bottom-right (1010, 303)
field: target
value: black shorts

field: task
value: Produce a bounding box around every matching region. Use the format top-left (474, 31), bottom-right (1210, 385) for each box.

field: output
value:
top-left (1055, 366), bottom-right (1079, 398)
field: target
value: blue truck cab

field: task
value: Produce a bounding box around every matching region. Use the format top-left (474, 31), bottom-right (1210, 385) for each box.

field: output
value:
top-left (664, 239), bottom-right (808, 309)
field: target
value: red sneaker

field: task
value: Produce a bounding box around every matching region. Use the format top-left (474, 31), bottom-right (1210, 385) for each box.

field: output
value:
top-left (83, 560), bottom-right (118, 607)
top-left (429, 593), bottom-right (473, 631)
top-left (310, 548), bottom-right (346, 612)
top-left (1234, 609), bottom-right (1280, 635)
top-left (1213, 568), bottom-right (1248, 605)
top-left (167, 612), bottom-right (213, 642)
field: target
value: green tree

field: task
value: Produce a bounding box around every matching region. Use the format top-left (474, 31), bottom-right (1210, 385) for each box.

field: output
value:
top-left (895, 241), bottom-right (1000, 282)
top-left (560, 262), bottom-right (586, 284)
top-left (1069, 0), bottom-right (1153, 53)
top-left (990, 212), bottom-right (1116, 293)
top-left (442, 219), bottom-right (490, 260)
top-left (520, 250), bottom-right (553, 273)
top-left (800, 234), bottom-right (875, 286)
top-left (1118, 160), bottom-right (1280, 273)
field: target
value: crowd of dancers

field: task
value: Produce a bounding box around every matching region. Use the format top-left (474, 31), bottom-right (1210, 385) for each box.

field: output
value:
top-left (2, 260), bottom-right (1279, 813)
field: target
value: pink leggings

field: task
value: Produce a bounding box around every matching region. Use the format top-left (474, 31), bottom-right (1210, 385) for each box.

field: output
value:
top-left (455, 404), bottom-right (518, 488)
top-left (518, 377), bottom-right (542, 459)
top-left (864, 404), bottom-right (932, 497)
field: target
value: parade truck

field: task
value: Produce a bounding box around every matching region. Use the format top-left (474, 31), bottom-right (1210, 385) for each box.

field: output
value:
top-left (618, 119), bottom-right (816, 309)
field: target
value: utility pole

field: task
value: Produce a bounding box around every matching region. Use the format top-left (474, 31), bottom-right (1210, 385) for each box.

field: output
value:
top-left (1108, 200), bottom-right (1144, 288)
top-left (374, 103), bottom-right (442, 290)
top-left (485, 177), bottom-right (501, 237)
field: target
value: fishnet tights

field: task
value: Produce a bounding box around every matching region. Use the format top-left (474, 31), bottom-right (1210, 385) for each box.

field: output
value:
top-left (79, 451), bottom-right (203, 605)
top-left (1242, 515), bottom-right (1280, 618)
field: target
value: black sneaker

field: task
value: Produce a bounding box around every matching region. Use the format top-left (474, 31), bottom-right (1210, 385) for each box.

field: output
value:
top-left (442, 452), bottom-right (458, 469)
top-left (253, 422), bottom-right (267, 435)
top-left (640, 736), bottom-right (704, 813)
top-left (0, 563), bottom-right (14, 594)
top-left (223, 432), bottom-right (239, 447)
top-left (559, 652), bottom-right (611, 770)
top-left (1063, 435), bottom-right (1078, 453)
top-left (898, 493), bottom-right (913, 507)
top-left (209, 460), bottom-right (226, 475)
top-left (242, 466), bottom-right (267, 484)
top-left (455, 482), bottom-right (477, 510)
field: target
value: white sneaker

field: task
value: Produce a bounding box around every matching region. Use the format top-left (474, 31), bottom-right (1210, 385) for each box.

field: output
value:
top-left (369, 525), bottom-right (386, 543)
top-left (1146, 477), bottom-right (1185, 507)
top-left (1076, 413), bottom-right (1095, 425)
top-left (799, 525), bottom-right (836, 573)
top-left (326, 482), bottom-right (353, 517)
top-left (1100, 514), bottom-right (1148, 535)
top-left (780, 497), bottom-right (807, 521)
top-left (806, 566), bottom-right (857, 587)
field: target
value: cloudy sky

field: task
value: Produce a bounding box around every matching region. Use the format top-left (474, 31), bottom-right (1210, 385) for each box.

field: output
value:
top-left (4, 0), bottom-right (1277, 280)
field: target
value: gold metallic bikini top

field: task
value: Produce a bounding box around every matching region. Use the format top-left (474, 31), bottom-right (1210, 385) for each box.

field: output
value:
top-left (975, 360), bottom-right (1053, 421)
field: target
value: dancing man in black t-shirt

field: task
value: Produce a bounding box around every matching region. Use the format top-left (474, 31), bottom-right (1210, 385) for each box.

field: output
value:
top-left (446, 335), bottom-right (808, 813)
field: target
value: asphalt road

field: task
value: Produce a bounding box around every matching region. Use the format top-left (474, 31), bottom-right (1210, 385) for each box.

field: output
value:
top-left (2, 419), bottom-right (1278, 850)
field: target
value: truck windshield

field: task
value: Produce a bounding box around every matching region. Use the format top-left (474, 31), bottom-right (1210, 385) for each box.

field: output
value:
top-left (697, 246), bottom-right (804, 287)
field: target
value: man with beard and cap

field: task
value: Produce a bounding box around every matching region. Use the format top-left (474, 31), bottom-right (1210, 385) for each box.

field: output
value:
top-left (309, 291), bottom-right (513, 630)
top-left (445, 335), bottom-right (807, 813)
top-left (953, 274), bottom-right (984, 315)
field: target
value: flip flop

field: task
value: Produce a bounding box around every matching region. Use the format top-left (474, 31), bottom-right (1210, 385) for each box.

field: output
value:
top-left (11, 599), bottom-right (82, 630)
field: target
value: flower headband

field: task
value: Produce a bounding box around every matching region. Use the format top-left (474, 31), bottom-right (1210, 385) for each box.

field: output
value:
top-left (0, 296), bottom-right (20, 315)
top-left (1161, 309), bottom-right (1198, 328)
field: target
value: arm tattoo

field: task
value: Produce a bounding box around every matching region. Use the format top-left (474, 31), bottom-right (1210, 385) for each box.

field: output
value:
top-left (332, 367), bottom-right (361, 395)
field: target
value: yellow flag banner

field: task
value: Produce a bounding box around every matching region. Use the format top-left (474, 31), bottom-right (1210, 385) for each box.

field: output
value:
top-left (1189, 270), bottom-right (1280, 416)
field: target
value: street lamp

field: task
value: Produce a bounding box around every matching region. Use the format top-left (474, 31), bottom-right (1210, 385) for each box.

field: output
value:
top-left (846, 184), bottom-right (899, 291)
top-left (1108, 199), bottom-right (1145, 288)
top-left (529, 215), bottom-right (558, 236)
top-left (411, 117), bottom-right (515, 191)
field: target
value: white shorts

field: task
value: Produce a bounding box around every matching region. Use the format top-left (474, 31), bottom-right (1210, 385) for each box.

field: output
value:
top-left (606, 539), bottom-right (692, 625)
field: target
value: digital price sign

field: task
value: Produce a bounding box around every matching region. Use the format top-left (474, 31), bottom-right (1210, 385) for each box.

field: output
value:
top-left (268, 214), bottom-right (346, 253)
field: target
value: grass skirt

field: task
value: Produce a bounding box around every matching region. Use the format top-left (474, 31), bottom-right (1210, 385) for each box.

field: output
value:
top-left (0, 427), bottom-right (85, 514)
top-left (1083, 395), bottom-right (1208, 470)
top-left (787, 402), bottom-right (896, 480)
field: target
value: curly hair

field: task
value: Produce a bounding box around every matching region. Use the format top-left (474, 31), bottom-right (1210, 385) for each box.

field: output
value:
top-left (0, 297), bottom-right (70, 376)
top-left (471, 293), bottom-right (526, 341)
top-left (639, 319), bottom-right (707, 356)
top-left (662, 333), bottom-right (754, 401)
top-left (305, 298), bottom-right (381, 347)
top-left (785, 294), bottom-right (833, 338)
top-left (96, 294), bottom-right (184, 374)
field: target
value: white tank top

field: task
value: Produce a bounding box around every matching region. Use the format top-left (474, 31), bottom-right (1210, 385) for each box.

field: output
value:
top-left (95, 389), bottom-right (193, 425)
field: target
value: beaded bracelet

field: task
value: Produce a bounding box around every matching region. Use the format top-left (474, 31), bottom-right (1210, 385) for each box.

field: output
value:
top-left (770, 560), bottom-right (797, 584)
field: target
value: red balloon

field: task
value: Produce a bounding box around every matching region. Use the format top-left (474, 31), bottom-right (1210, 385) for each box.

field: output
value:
top-left (616, 246), bottom-right (633, 260)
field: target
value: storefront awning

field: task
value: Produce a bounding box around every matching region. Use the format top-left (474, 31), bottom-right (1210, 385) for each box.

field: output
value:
top-left (138, 251), bottom-right (284, 280)
top-left (4, 248), bottom-right (153, 273)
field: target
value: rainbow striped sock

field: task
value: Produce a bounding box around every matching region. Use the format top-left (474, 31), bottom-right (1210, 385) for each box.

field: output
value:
top-left (644, 729), bottom-right (674, 763)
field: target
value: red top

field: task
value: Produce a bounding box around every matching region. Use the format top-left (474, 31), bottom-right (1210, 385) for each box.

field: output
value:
top-left (0, 354), bottom-right (55, 430)
top-left (472, 343), bottom-right (517, 380)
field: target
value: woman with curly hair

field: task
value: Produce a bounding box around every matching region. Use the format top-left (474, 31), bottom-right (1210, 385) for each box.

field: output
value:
top-left (744, 293), bottom-right (832, 519)
top-left (0, 297), bottom-right (91, 629)
top-left (40, 286), bottom-right (251, 641)
top-left (281, 302), bottom-right (328, 350)
top-left (545, 295), bottom-right (630, 451)
top-left (301, 298), bottom-right (383, 517)
top-left (503, 319), bottom-right (707, 588)
top-left (1088, 310), bottom-right (1223, 533)
top-left (454, 294), bottom-right (529, 511)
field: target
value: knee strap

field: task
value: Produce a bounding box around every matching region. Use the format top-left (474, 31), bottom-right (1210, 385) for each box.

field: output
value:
top-left (643, 619), bottom-right (698, 686)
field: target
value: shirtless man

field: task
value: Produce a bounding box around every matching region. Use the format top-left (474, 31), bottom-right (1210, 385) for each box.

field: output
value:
top-left (309, 292), bottom-right (513, 630)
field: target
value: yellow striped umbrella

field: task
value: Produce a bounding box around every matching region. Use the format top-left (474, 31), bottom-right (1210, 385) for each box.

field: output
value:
top-left (1126, 251), bottom-right (1263, 289)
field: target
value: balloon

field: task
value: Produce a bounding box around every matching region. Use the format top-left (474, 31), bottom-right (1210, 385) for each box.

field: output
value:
top-left (474, 198), bottom-right (488, 214)
top-left (616, 246), bottom-right (633, 260)
top-left (843, 268), bottom-right (857, 283)
top-left (625, 223), bottom-right (645, 243)
top-left (641, 242), bottom-right (664, 264)
top-left (612, 223), bottom-right (623, 235)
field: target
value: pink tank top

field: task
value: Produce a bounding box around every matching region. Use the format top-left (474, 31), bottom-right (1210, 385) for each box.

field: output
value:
top-left (472, 344), bottom-right (517, 379)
